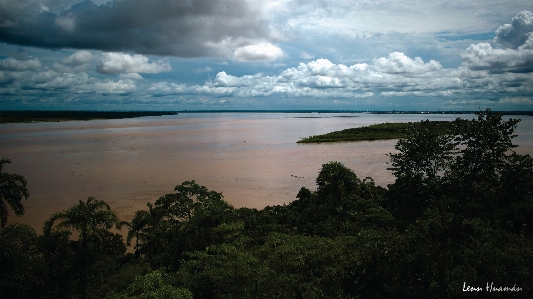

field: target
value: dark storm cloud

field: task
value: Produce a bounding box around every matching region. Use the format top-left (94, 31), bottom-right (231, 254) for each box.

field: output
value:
top-left (0, 0), bottom-right (273, 57)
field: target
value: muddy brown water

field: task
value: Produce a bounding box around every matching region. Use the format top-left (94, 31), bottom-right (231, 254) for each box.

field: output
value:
top-left (2, 113), bottom-right (532, 235)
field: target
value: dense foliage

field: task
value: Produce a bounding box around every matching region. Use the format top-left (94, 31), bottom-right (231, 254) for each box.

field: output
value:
top-left (1, 110), bottom-right (531, 298)
top-left (0, 158), bottom-right (30, 228)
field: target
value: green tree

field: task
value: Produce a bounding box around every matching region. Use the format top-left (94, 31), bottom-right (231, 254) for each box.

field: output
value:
top-left (127, 181), bottom-right (234, 269)
top-left (44, 196), bottom-right (124, 299)
top-left (385, 109), bottom-right (533, 297)
top-left (38, 229), bottom-right (78, 299)
top-left (0, 223), bottom-right (45, 299)
top-left (0, 158), bottom-right (30, 228)
top-left (106, 270), bottom-right (192, 299)
top-left (290, 161), bottom-right (390, 236)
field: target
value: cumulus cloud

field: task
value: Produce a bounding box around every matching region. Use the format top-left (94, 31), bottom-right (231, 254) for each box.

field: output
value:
top-left (462, 11), bottom-right (533, 74)
top-left (97, 53), bottom-right (171, 75)
top-left (233, 43), bottom-right (284, 61)
top-left (21, 71), bottom-right (137, 94)
top-left (461, 43), bottom-right (533, 73)
top-left (53, 50), bottom-right (94, 72)
top-left (0, 57), bottom-right (42, 71)
top-left (146, 55), bottom-right (469, 99)
top-left (372, 52), bottom-right (443, 75)
top-left (494, 11), bottom-right (533, 49)
top-left (119, 73), bottom-right (143, 80)
top-left (0, 0), bottom-right (279, 58)
top-left (147, 43), bottom-right (533, 101)
top-left (61, 50), bottom-right (93, 66)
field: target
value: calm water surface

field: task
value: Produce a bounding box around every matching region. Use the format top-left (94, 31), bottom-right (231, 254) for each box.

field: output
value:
top-left (1, 112), bottom-right (532, 230)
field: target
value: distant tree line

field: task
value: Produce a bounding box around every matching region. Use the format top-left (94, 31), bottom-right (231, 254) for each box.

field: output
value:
top-left (0, 111), bottom-right (178, 123)
top-left (1, 109), bottom-right (531, 298)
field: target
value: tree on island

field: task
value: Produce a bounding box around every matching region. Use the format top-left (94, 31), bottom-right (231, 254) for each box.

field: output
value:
top-left (0, 158), bottom-right (29, 228)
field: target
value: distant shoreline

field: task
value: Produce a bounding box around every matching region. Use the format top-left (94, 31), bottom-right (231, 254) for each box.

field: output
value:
top-left (1, 109), bottom-right (532, 124)
top-left (176, 110), bottom-right (533, 115)
top-left (0, 110), bottom-right (178, 124)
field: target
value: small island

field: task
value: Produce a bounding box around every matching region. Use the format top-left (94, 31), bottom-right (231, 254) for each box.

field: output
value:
top-left (0, 110), bottom-right (178, 124)
top-left (297, 121), bottom-right (452, 143)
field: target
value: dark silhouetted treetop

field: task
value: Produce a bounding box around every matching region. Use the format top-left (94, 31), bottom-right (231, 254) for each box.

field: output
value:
top-left (0, 158), bottom-right (30, 228)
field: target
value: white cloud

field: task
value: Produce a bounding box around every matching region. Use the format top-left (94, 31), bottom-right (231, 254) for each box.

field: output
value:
top-left (153, 44), bottom-right (532, 101)
top-left (119, 73), bottom-right (143, 80)
top-left (300, 51), bottom-right (315, 59)
top-left (461, 43), bottom-right (533, 73)
top-left (194, 67), bottom-right (213, 74)
top-left (372, 52), bottom-right (443, 75)
top-left (61, 50), bottom-right (94, 66)
top-left (92, 79), bottom-right (137, 94)
top-left (494, 10), bottom-right (533, 49)
top-left (499, 96), bottom-right (533, 105)
top-left (0, 66), bottom-right (137, 95)
top-left (97, 53), bottom-right (171, 74)
top-left (267, 0), bottom-right (533, 39)
top-left (519, 33), bottom-right (533, 50)
top-left (0, 57), bottom-right (41, 71)
top-left (233, 43), bottom-right (284, 61)
top-left (53, 50), bottom-right (94, 73)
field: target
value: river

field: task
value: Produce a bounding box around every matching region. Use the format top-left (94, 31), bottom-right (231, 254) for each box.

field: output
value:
top-left (1, 112), bottom-right (532, 230)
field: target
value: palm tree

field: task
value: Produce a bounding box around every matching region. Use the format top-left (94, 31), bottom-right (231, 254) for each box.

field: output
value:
top-left (0, 158), bottom-right (30, 228)
top-left (44, 196), bottom-right (123, 299)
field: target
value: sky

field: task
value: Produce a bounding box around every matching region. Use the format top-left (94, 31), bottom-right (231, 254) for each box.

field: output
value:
top-left (1, 0), bottom-right (533, 111)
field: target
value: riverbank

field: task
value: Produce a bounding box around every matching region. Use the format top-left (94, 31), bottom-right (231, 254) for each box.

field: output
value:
top-left (0, 110), bottom-right (178, 123)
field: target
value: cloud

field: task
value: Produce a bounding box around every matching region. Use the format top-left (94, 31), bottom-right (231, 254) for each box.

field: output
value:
top-left (233, 43), bottom-right (284, 61)
top-left (148, 55), bottom-right (456, 99)
top-left (494, 11), bottom-right (533, 49)
top-left (0, 0), bottom-right (278, 58)
top-left (97, 53), bottom-right (171, 74)
top-left (0, 57), bottom-right (41, 71)
top-left (372, 52), bottom-right (443, 75)
top-left (20, 71), bottom-right (136, 94)
top-left (3, 7), bottom-right (533, 110)
top-left (445, 96), bottom-right (533, 108)
top-left (193, 67), bottom-right (213, 74)
top-left (53, 50), bottom-right (94, 72)
top-left (60, 50), bottom-right (94, 66)
top-left (499, 96), bottom-right (533, 105)
top-left (119, 73), bottom-right (143, 80)
top-left (300, 52), bottom-right (315, 60)
top-left (55, 13), bottom-right (76, 33)
top-left (461, 11), bottom-right (533, 74)
top-left (461, 43), bottom-right (533, 73)
top-left (151, 42), bottom-right (532, 100)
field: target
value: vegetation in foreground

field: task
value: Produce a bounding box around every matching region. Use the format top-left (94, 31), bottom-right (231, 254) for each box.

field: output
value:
top-left (1, 109), bottom-right (532, 299)
top-left (297, 121), bottom-right (452, 143)
top-left (0, 111), bottom-right (178, 124)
